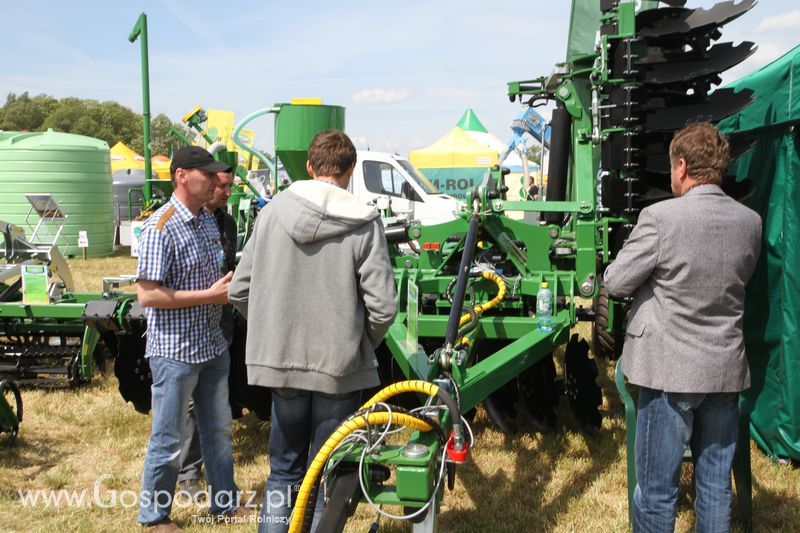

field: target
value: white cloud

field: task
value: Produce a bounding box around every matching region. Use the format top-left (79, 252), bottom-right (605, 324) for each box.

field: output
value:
top-left (350, 135), bottom-right (370, 149)
top-left (352, 88), bottom-right (410, 106)
top-left (721, 41), bottom-right (793, 85)
top-left (755, 9), bottom-right (800, 31)
top-left (380, 139), bottom-right (401, 153)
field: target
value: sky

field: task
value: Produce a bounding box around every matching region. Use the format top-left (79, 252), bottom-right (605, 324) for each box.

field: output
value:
top-left (1, 1), bottom-right (798, 157)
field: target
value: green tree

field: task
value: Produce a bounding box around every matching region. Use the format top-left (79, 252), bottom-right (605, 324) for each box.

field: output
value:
top-left (0, 92), bottom-right (57, 131)
top-left (1, 93), bottom-right (219, 158)
top-left (147, 113), bottom-right (191, 156)
top-left (40, 97), bottom-right (88, 133)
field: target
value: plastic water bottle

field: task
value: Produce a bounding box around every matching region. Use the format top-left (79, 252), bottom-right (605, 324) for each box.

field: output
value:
top-left (537, 281), bottom-right (553, 332)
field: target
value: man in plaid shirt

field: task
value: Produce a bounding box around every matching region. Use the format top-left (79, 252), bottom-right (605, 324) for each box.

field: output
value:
top-left (136, 146), bottom-right (240, 532)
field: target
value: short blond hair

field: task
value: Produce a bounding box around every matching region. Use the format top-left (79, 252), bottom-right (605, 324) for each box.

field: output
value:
top-left (669, 122), bottom-right (729, 185)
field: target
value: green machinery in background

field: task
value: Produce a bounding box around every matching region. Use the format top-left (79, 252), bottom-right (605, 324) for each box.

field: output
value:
top-left (300, 1), bottom-right (759, 531)
top-left (110, 97), bottom-right (348, 415)
top-left (1, 204), bottom-right (137, 387)
top-left (0, 18), bottom-right (345, 404)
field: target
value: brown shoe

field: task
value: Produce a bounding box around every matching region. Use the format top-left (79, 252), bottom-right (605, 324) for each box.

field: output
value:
top-left (143, 519), bottom-right (184, 532)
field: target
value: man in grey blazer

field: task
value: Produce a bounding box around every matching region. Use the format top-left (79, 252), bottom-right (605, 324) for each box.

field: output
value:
top-left (605, 122), bottom-right (761, 532)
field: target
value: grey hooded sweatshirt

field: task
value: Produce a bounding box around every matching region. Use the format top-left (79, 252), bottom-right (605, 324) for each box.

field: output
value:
top-left (228, 180), bottom-right (398, 394)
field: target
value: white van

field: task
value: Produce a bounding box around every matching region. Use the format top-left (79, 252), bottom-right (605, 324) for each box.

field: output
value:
top-left (350, 151), bottom-right (460, 225)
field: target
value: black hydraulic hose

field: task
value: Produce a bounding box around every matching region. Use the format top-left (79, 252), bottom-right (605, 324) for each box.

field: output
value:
top-left (544, 101), bottom-right (571, 224)
top-left (299, 482), bottom-right (319, 533)
top-left (435, 387), bottom-right (462, 434)
top-left (456, 308), bottom-right (480, 341)
top-left (443, 213), bottom-right (481, 347)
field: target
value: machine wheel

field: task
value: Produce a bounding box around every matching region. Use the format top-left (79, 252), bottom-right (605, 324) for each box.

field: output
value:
top-left (564, 335), bottom-right (602, 433)
top-left (478, 340), bottom-right (560, 434)
top-left (93, 339), bottom-right (114, 375)
top-left (518, 353), bottom-right (560, 433)
top-left (315, 468), bottom-right (360, 533)
top-left (475, 339), bottom-right (521, 433)
top-left (0, 379), bottom-right (23, 446)
top-left (592, 276), bottom-right (624, 359)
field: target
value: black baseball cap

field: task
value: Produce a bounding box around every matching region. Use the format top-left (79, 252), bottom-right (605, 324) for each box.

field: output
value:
top-left (170, 146), bottom-right (232, 173)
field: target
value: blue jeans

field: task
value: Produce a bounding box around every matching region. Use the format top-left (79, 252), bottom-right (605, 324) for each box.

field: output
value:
top-left (259, 388), bottom-right (362, 533)
top-left (138, 352), bottom-right (239, 525)
top-left (634, 387), bottom-right (738, 533)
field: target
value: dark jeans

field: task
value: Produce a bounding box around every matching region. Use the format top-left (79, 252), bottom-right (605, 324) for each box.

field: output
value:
top-left (259, 388), bottom-right (361, 533)
top-left (634, 387), bottom-right (739, 533)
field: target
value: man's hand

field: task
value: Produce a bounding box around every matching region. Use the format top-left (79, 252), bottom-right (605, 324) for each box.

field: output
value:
top-left (207, 271), bottom-right (233, 304)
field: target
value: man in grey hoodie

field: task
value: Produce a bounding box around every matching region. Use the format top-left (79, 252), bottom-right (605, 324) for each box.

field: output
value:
top-left (228, 130), bottom-right (397, 531)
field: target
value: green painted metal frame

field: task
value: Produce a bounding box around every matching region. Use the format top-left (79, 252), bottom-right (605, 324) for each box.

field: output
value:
top-left (1, 291), bottom-right (135, 383)
top-left (128, 13), bottom-right (153, 204)
top-left (343, 0), bottom-right (633, 514)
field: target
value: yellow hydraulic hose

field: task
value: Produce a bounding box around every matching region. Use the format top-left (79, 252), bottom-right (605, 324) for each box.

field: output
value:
top-left (453, 271), bottom-right (507, 347)
top-left (360, 380), bottom-right (441, 410)
top-left (458, 271), bottom-right (507, 328)
top-left (288, 411), bottom-right (434, 533)
top-left (455, 336), bottom-right (472, 348)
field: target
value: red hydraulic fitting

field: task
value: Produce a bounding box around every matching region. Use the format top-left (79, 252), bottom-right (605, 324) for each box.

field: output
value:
top-left (445, 431), bottom-right (469, 463)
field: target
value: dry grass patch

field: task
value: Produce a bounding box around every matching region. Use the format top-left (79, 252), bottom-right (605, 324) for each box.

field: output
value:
top-left (2, 355), bottom-right (799, 532)
top-left (0, 257), bottom-right (797, 531)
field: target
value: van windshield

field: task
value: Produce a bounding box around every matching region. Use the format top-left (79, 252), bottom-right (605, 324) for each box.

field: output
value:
top-left (398, 160), bottom-right (439, 195)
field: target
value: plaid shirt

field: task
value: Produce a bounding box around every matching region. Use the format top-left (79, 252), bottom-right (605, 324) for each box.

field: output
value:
top-left (136, 196), bottom-right (227, 363)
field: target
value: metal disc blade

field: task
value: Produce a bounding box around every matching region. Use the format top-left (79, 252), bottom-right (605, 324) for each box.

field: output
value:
top-left (637, 0), bottom-right (756, 40)
top-left (646, 88), bottom-right (754, 131)
top-left (643, 42), bottom-right (756, 84)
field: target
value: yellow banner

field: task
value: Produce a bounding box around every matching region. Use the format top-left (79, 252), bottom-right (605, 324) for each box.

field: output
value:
top-left (203, 109), bottom-right (235, 149)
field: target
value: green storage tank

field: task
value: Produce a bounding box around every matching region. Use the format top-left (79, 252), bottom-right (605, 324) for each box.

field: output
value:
top-left (273, 102), bottom-right (345, 182)
top-left (0, 129), bottom-right (114, 257)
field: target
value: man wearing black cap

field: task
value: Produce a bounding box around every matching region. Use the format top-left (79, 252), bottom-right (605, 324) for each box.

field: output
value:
top-left (176, 170), bottom-right (238, 501)
top-left (136, 146), bottom-right (241, 531)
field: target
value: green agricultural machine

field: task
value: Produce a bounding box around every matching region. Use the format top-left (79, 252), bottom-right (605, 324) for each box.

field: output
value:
top-left (0, 210), bottom-right (137, 387)
top-left (292, 1), bottom-right (759, 531)
top-left (0, 0), bottom-right (759, 527)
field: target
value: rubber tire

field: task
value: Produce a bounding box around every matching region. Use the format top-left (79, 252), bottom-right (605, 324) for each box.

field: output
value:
top-left (592, 277), bottom-right (625, 360)
top-left (0, 379), bottom-right (22, 446)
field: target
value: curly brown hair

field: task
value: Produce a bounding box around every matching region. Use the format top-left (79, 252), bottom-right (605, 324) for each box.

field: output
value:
top-left (669, 122), bottom-right (730, 185)
top-left (307, 130), bottom-right (357, 179)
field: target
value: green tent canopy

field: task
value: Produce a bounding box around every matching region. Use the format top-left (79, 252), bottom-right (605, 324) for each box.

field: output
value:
top-left (718, 44), bottom-right (800, 462)
top-left (455, 108), bottom-right (488, 133)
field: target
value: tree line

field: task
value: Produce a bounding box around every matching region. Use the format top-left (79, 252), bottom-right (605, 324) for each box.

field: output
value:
top-left (0, 92), bottom-right (190, 156)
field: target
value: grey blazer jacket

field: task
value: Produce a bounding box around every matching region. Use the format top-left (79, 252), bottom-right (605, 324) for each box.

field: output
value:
top-left (604, 184), bottom-right (762, 393)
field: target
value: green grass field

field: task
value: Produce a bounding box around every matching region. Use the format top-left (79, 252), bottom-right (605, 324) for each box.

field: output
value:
top-left (1, 253), bottom-right (798, 532)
